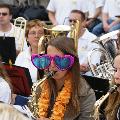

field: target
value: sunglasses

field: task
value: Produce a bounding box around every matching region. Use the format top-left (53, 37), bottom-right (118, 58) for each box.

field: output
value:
top-left (31, 54), bottom-right (74, 71)
top-left (0, 12), bottom-right (8, 16)
top-left (69, 19), bottom-right (77, 23)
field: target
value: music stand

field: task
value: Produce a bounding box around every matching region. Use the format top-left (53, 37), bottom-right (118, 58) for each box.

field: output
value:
top-left (0, 36), bottom-right (16, 64)
top-left (2, 64), bottom-right (33, 96)
top-left (82, 75), bottom-right (110, 100)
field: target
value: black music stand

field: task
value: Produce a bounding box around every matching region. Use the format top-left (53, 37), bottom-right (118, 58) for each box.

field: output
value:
top-left (0, 36), bottom-right (16, 64)
top-left (2, 64), bottom-right (32, 96)
top-left (82, 75), bottom-right (110, 100)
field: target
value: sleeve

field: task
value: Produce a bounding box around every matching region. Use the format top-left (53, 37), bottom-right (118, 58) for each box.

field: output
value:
top-left (77, 0), bottom-right (88, 13)
top-left (78, 88), bottom-right (96, 120)
top-left (102, 0), bottom-right (109, 13)
top-left (47, 0), bottom-right (56, 12)
top-left (0, 81), bottom-right (11, 103)
top-left (96, 0), bottom-right (105, 8)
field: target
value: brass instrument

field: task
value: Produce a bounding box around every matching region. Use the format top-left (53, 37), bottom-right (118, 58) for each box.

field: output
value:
top-left (70, 20), bottom-right (81, 52)
top-left (88, 48), bottom-right (114, 80)
top-left (88, 30), bottom-right (120, 80)
top-left (38, 36), bottom-right (45, 54)
top-left (93, 85), bottom-right (118, 120)
top-left (27, 71), bottom-right (56, 118)
top-left (13, 17), bottom-right (27, 52)
top-left (44, 24), bottom-right (71, 40)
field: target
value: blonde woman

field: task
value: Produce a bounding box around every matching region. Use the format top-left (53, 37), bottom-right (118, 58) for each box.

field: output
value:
top-left (105, 53), bottom-right (120, 120)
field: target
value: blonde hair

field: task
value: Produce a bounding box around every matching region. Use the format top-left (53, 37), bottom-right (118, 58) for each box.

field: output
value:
top-left (25, 19), bottom-right (45, 38)
top-left (0, 103), bottom-right (30, 120)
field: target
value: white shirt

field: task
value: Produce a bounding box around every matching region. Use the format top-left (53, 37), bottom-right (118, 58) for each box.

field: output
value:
top-left (0, 23), bottom-right (27, 51)
top-left (103, 0), bottom-right (120, 19)
top-left (0, 77), bottom-right (11, 103)
top-left (47, 0), bottom-right (85, 25)
top-left (78, 29), bottom-right (100, 76)
top-left (85, 0), bottom-right (105, 18)
top-left (15, 47), bottom-right (37, 83)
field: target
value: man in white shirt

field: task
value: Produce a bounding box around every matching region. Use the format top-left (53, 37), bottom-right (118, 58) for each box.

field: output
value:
top-left (47, 0), bottom-right (86, 25)
top-left (92, 0), bottom-right (120, 36)
top-left (69, 10), bottom-right (100, 76)
top-left (0, 4), bottom-right (27, 54)
top-left (84, 0), bottom-right (105, 32)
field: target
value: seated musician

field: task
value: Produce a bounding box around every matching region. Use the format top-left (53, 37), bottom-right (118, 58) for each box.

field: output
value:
top-left (31, 36), bottom-right (96, 120)
top-left (104, 52), bottom-right (120, 120)
top-left (15, 19), bottom-right (45, 83)
top-left (0, 58), bottom-right (11, 103)
top-left (13, 19), bottom-right (45, 106)
top-left (69, 10), bottom-right (100, 76)
top-left (0, 3), bottom-right (27, 55)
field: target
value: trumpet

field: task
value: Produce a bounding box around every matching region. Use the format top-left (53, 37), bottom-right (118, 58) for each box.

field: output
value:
top-left (70, 20), bottom-right (81, 52)
top-left (93, 85), bottom-right (118, 120)
top-left (27, 71), bottom-right (56, 118)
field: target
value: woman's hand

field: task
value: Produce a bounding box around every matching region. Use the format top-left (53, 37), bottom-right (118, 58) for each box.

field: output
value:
top-left (11, 94), bottom-right (17, 104)
top-left (80, 64), bottom-right (89, 72)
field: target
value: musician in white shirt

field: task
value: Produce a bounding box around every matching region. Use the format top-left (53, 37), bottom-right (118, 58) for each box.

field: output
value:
top-left (92, 0), bottom-right (120, 36)
top-left (69, 10), bottom-right (100, 76)
top-left (0, 4), bottom-right (27, 54)
top-left (47, 0), bottom-right (86, 25)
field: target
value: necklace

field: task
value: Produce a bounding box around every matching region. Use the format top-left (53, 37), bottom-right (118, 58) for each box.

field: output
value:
top-left (38, 73), bottom-right (72, 120)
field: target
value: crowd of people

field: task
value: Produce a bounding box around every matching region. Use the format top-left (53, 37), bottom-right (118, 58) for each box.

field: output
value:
top-left (0, 1), bottom-right (120, 120)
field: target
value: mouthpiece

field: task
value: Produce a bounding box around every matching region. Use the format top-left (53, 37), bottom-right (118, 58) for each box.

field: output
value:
top-left (109, 85), bottom-right (118, 93)
top-left (47, 71), bottom-right (56, 79)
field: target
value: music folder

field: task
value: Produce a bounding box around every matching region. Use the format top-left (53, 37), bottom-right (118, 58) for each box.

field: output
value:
top-left (2, 63), bottom-right (33, 96)
top-left (0, 36), bottom-right (16, 64)
top-left (82, 75), bottom-right (110, 100)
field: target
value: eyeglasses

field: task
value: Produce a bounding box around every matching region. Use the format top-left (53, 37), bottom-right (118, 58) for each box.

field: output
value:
top-left (31, 54), bottom-right (74, 71)
top-left (28, 31), bottom-right (44, 36)
top-left (0, 12), bottom-right (8, 16)
top-left (69, 19), bottom-right (77, 23)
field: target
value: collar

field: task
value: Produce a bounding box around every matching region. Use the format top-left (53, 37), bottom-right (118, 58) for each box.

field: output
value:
top-left (80, 28), bottom-right (90, 40)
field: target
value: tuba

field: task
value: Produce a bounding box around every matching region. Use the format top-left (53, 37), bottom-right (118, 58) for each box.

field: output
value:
top-left (88, 47), bottom-right (114, 80)
top-left (88, 30), bottom-right (120, 80)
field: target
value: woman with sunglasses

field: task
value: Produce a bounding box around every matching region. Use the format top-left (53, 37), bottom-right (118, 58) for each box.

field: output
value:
top-left (104, 53), bottom-right (120, 120)
top-left (31, 36), bottom-right (96, 120)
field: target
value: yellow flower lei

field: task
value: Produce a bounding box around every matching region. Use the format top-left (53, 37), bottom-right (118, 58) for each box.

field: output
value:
top-left (38, 73), bottom-right (72, 120)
